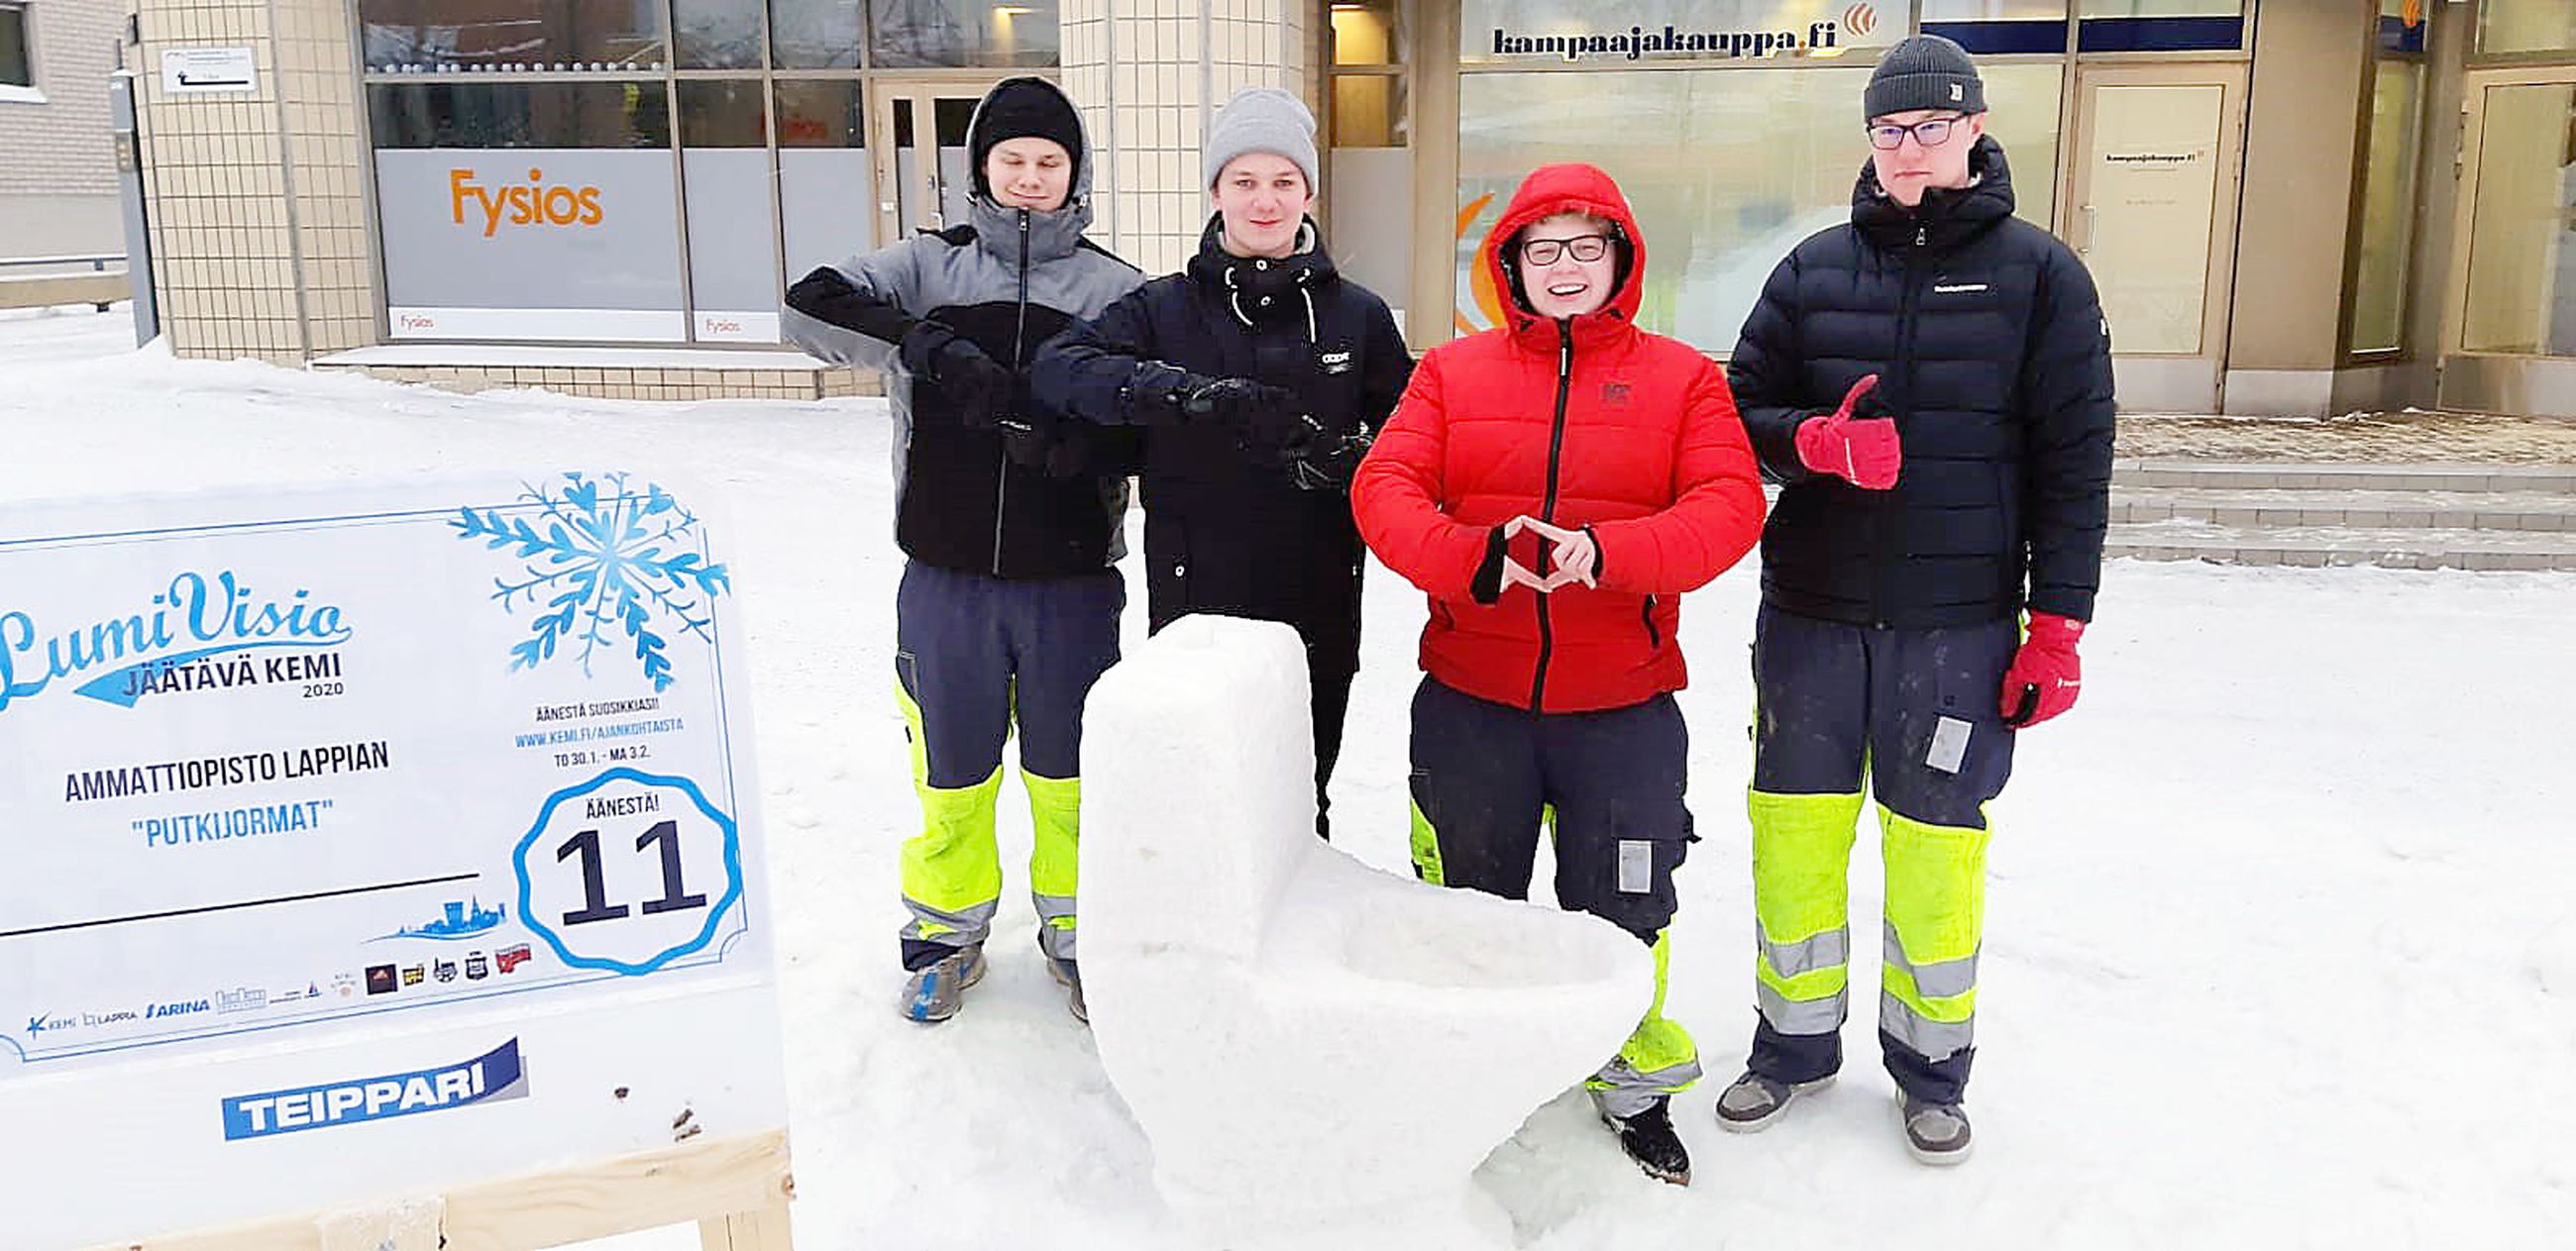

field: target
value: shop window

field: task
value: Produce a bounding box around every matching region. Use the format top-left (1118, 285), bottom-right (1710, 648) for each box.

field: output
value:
top-left (1454, 63), bottom-right (2061, 350)
top-left (2378, 0), bottom-right (2425, 55)
top-left (2477, 0), bottom-right (2576, 57)
top-left (368, 81), bottom-right (688, 343)
top-left (1461, 0), bottom-right (1901, 66)
top-left (771, 0), bottom-right (862, 68)
top-left (676, 0), bottom-right (766, 69)
top-left (359, 0), bottom-right (668, 72)
top-left (869, 0), bottom-right (1059, 68)
top-left (1921, 1), bottom-right (2068, 56)
top-left (1331, 73), bottom-right (1406, 148)
top-left (2344, 55), bottom-right (2423, 357)
top-left (2076, 0), bottom-right (2242, 53)
top-left (1, 3), bottom-right (32, 90)
top-left (774, 81), bottom-right (876, 285)
top-left (2460, 83), bottom-right (2576, 356)
top-left (678, 82), bottom-right (780, 341)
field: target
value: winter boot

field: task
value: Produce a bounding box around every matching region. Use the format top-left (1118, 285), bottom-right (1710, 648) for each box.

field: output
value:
top-left (1600, 1095), bottom-right (1691, 1186)
top-left (1046, 952), bottom-right (1088, 1023)
top-left (1713, 1071), bottom-right (1835, 1132)
top-left (1896, 1092), bottom-right (1974, 1166)
top-left (899, 944), bottom-right (986, 1023)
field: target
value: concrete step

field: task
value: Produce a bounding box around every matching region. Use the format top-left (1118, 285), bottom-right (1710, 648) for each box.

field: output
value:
top-left (2106, 518), bottom-right (2576, 572)
top-left (2112, 458), bottom-right (2576, 494)
top-left (2111, 485), bottom-right (2576, 532)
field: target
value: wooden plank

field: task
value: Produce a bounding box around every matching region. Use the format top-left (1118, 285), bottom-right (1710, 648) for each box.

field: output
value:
top-left (82, 1130), bottom-right (792, 1251)
top-left (316, 1200), bottom-right (444, 1251)
top-left (696, 1199), bottom-right (795, 1251)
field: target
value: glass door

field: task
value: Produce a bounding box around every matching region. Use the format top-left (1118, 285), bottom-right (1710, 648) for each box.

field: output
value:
top-left (2066, 64), bottom-right (2246, 360)
top-left (2439, 67), bottom-right (2576, 417)
top-left (869, 83), bottom-right (983, 243)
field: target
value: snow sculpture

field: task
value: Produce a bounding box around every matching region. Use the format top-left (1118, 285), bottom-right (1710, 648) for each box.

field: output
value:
top-left (1080, 615), bottom-right (1657, 1249)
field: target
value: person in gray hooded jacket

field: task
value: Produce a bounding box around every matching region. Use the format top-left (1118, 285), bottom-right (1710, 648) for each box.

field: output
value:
top-left (784, 76), bottom-right (1142, 1027)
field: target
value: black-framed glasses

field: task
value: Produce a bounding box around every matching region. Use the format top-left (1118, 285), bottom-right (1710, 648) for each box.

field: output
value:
top-left (1520, 235), bottom-right (1611, 265)
top-left (1867, 115), bottom-right (1965, 151)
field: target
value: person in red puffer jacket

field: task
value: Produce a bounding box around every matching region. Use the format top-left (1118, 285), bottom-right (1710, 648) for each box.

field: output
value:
top-left (1350, 161), bottom-right (1765, 1188)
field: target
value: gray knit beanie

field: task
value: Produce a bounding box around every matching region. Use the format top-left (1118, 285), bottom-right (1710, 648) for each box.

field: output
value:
top-left (1865, 35), bottom-right (1986, 119)
top-left (1202, 86), bottom-right (1320, 191)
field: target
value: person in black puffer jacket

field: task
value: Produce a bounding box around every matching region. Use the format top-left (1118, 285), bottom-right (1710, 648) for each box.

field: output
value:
top-left (1714, 36), bottom-right (2115, 1166)
top-left (1031, 86), bottom-right (1413, 838)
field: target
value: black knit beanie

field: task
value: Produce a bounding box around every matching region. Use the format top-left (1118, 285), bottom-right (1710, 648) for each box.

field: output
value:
top-left (969, 77), bottom-right (1084, 200)
top-left (1865, 35), bottom-right (1986, 120)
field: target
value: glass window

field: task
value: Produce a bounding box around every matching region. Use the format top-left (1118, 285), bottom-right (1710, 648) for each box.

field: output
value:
top-left (1, 4), bottom-right (31, 89)
top-left (678, 80), bottom-right (766, 147)
top-left (1924, 1), bottom-right (2067, 18)
top-left (676, 0), bottom-right (765, 69)
top-left (359, 0), bottom-right (668, 72)
top-left (2378, 0), bottom-right (2425, 54)
top-left (771, 0), bottom-right (861, 68)
top-left (1332, 0), bottom-right (1404, 67)
top-left (2461, 83), bottom-right (2576, 355)
top-left (1332, 73), bottom-right (1407, 148)
top-left (1455, 65), bottom-right (2060, 351)
top-left (2345, 59), bottom-right (2422, 356)
top-left (2477, 0), bottom-right (2576, 56)
top-left (2077, 0), bottom-right (2238, 15)
top-left (774, 82), bottom-right (875, 284)
top-left (870, 0), bottom-right (1059, 68)
top-left (775, 79), bottom-right (865, 148)
top-left (369, 81), bottom-right (672, 149)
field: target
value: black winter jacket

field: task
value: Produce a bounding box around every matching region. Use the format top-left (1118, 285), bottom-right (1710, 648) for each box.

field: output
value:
top-left (1728, 138), bottom-right (2115, 627)
top-left (1031, 216), bottom-right (1413, 670)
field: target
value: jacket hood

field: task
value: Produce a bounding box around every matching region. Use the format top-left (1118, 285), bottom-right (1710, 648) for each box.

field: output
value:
top-left (965, 76), bottom-right (1097, 263)
top-left (1186, 211), bottom-right (1342, 336)
top-left (1479, 162), bottom-right (1646, 342)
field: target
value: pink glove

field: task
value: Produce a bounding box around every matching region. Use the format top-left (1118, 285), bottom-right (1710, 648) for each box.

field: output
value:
top-left (1793, 374), bottom-right (1901, 490)
top-left (2000, 611), bottom-right (2084, 728)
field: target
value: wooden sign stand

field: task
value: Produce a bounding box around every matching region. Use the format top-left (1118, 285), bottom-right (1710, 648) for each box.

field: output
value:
top-left (83, 1129), bottom-right (794, 1251)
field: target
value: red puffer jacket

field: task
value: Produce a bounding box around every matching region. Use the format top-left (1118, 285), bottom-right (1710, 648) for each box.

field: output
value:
top-left (1351, 162), bottom-right (1766, 713)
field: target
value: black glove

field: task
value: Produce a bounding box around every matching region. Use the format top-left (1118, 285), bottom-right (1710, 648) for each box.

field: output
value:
top-left (1181, 377), bottom-right (1313, 464)
top-left (995, 406), bottom-right (1060, 470)
top-left (1285, 430), bottom-right (1371, 492)
top-left (899, 320), bottom-right (1014, 428)
top-left (1127, 361), bottom-right (1204, 425)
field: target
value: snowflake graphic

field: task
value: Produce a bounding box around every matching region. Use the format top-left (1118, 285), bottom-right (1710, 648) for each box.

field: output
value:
top-left (451, 472), bottom-right (729, 691)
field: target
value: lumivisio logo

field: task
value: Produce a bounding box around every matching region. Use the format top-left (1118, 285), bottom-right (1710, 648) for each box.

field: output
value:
top-left (0, 571), bottom-right (353, 714)
top-left (449, 168), bottom-right (605, 238)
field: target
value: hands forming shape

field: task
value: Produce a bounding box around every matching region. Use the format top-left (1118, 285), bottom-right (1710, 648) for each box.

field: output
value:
top-left (1498, 515), bottom-right (1600, 594)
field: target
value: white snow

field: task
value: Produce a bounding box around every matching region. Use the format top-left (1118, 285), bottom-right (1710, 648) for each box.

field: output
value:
top-left (1080, 616), bottom-right (1654, 1249)
top-left (7, 307), bottom-right (2575, 1247)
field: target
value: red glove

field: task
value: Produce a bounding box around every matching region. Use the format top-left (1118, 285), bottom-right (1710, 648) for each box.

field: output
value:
top-left (1793, 374), bottom-right (1901, 490)
top-left (2000, 611), bottom-right (2084, 728)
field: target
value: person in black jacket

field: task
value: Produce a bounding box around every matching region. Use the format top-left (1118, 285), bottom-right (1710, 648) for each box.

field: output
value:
top-left (1714, 35), bottom-right (2115, 1166)
top-left (782, 78), bottom-right (1143, 1026)
top-left (1031, 86), bottom-right (1412, 837)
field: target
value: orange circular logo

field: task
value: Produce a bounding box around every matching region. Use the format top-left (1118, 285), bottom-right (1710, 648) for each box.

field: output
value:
top-left (1845, 3), bottom-right (1878, 38)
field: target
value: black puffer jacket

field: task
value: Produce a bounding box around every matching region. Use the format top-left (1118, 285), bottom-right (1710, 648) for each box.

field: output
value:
top-left (1031, 215), bottom-right (1412, 671)
top-left (1728, 138), bottom-right (2115, 627)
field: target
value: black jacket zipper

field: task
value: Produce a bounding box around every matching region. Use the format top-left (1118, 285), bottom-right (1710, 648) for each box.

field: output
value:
top-left (990, 208), bottom-right (1033, 575)
top-left (1530, 320), bottom-right (1574, 712)
top-left (1872, 224), bottom-right (1929, 626)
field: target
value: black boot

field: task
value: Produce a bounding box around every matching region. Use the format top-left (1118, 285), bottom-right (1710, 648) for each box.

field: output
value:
top-left (1601, 1095), bottom-right (1691, 1186)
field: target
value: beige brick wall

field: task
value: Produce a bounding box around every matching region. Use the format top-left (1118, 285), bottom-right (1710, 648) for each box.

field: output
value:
top-left (124, 0), bottom-right (375, 363)
top-left (0, 0), bottom-right (125, 198)
top-left (1065, 0), bottom-right (1315, 277)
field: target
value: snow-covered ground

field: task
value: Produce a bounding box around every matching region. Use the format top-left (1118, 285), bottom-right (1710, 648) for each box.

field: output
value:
top-left (9, 306), bottom-right (2574, 1248)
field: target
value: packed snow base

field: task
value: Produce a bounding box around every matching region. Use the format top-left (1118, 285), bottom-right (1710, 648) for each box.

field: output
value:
top-left (5, 308), bottom-right (2573, 1247)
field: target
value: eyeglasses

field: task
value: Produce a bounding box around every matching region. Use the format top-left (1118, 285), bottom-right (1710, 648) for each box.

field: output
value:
top-left (1867, 115), bottom-right (1965, 151)
top-left (1519, 235), bottom-right (1611, 265)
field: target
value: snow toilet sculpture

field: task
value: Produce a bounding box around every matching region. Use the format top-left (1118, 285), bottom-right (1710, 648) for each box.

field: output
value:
top-left (1081, 615), bottom-right (1657, 1249)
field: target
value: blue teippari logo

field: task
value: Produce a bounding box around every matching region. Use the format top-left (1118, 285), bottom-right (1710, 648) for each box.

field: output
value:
top-left (452, 473), bottom-right (729, 691)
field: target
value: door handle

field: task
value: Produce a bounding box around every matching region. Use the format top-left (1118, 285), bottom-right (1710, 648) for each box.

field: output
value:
top-left (2079, 203), bottom-right (2097, 255)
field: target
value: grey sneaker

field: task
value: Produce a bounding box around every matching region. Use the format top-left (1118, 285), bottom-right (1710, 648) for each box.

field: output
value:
top-left (899, 945), bottom-right (986, 1023)
top-left (1896, 1093), bottom-right (1974, 1166)
top-left (1047, 955), bottom-right (1087, 1023)
top-left (1713, 1071), bottom-right (1835, 1133)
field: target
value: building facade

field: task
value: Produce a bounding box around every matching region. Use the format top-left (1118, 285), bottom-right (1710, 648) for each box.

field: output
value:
top-left (111, 1), bottom-right (2576, 415)
top-left (3, 0), bottom-right (127, 259)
